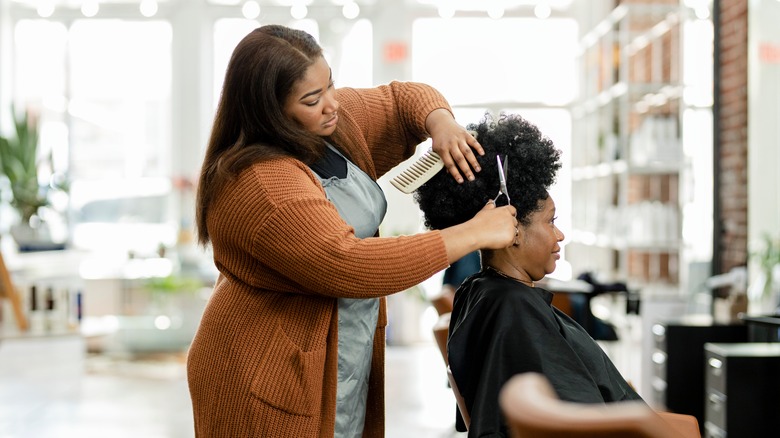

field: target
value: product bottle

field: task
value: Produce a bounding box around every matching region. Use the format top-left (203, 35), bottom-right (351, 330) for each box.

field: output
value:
top-left (29, 285), bottom-right (45, 333)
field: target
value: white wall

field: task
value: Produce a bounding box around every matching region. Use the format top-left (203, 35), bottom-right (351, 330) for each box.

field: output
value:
top-left (748, 0), bottom-right (780, 312)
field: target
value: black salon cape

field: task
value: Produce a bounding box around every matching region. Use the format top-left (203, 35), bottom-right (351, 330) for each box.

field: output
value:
top-left (448, 270), bottom-right (643, 437)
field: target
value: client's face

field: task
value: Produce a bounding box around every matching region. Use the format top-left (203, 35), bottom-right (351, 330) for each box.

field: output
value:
top-left (516, 195), bottom-right (565, 281)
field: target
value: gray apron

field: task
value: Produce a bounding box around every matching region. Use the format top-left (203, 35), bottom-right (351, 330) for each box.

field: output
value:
top-left (310, 144), bottom-right (388, 437)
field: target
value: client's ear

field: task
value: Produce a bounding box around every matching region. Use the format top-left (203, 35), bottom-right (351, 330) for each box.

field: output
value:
top-left (513, 227), bottom-right (523, 247)
top-left (514, 224), bottom-right (531, 247)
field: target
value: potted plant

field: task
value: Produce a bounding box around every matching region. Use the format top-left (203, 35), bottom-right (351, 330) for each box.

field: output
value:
top-left (0, 105), bottom-right (67, 250)
top-left (118, 273), bottom-right (205, 353)
top-left (145, 273), bottom-right (203, 311)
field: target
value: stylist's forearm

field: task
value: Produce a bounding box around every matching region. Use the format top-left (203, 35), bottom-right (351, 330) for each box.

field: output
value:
top-left (424, 108), bottom-right (455, 134)
top-left (439, 224), bottom-right (481, 265)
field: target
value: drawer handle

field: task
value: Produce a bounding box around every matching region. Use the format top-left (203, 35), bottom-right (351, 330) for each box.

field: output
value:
top-left (708, 357), bottom-right (723, 369)
top-left (705, 421), bottom-right (726, 438)
top-left (708, 392), bottom-right (725, 408)
top-left (651, 377), bottom-right (667, 392)
top-left (652, 351), bottom-right (666, 365)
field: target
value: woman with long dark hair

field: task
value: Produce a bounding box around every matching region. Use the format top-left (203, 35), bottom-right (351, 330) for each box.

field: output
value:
top-left (187, 25), bottom-right (518, 437)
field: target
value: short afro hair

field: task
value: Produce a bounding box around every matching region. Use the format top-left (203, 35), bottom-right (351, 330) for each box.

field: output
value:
top-left (414, 112), bottom-right (562, 230)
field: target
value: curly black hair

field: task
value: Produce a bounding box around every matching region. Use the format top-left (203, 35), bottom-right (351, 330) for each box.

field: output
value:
top-left (414, 112), bottom-right (562, 230)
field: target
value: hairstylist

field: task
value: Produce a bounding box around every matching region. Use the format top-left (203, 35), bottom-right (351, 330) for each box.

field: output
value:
top-left (186, 24), bottom-right (518, 438)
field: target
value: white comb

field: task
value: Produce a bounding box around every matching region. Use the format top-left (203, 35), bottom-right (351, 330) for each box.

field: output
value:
top-left (390, 149), bottom-right (444, 194)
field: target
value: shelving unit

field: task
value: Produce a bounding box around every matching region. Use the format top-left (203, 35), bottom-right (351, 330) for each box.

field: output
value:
top-left (568, 1), bottom-right (691, 292)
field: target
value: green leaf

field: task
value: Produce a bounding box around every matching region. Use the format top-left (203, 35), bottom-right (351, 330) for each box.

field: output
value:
top-left (0, 104), bottom-right (52, 223)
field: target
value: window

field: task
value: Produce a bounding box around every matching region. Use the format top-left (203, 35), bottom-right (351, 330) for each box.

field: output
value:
top-left (67, 19), bottom-right (171, 179)
top-left (11, 18), bottom-right (174, 251)
top-left (409, 16), bottom-right (577, 280)
top-left (412, 17), bottom-right (578, 106)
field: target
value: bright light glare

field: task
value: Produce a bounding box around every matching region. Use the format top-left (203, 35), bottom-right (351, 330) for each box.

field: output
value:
top-left (140, 0), bottom-right (158, 18)
top-left (438, 5), bottom-right (455, 19)
top-left (37, 2), bottom-right (55, 17)
top-left (81, 0), bottom-right (99, 17)
top-left (534, 4), bottom-right (552, 19)
top-left (242, 1), bottom-right (261, 20)
top-left (154, 315), bottom-right (172, 330)
top-left (487, 6), bottom-right (504, 19)
top-left (342, 2), bottom-right (359, 19)
top-left (290, 5), bottom-right (308, 19)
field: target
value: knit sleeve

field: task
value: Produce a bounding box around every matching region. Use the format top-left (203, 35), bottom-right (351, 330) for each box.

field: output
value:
top-left (335, 82), bottom-right (453, 178)
top-left (259, 200), bottom-right (446, 297)
top-left (208, 157), bottom-right (450, 299)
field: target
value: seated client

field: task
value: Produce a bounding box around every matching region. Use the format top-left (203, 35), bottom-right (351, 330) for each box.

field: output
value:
top-left (414, 113), bottom-right (643, 437)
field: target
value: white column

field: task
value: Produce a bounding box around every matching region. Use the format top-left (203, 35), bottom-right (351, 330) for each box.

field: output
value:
top-left (168, 0), bottom-right (214, 234)
top-left (370, 2), bottom-right (413, 85)
top-left (747, 0), bottom-right (780, 313)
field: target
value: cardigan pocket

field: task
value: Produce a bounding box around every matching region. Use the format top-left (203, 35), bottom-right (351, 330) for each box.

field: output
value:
top-left (250, 324), bottom-right (327, 417)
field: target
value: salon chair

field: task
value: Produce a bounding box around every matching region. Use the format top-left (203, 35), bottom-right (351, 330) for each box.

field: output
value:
top-left (499, 373), bottom-right (701, 438)
top-left (569, 272), bottom-right (630, 341)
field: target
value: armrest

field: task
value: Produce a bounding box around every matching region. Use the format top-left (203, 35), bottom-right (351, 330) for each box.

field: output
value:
top-left (657, 411), bottom-right (701, 438)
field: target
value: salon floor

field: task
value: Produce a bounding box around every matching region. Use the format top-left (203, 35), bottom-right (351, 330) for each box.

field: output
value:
top-left (0, 316), bottom-right (639, 438)
top-left (0, 342), bottom-right (466, 438)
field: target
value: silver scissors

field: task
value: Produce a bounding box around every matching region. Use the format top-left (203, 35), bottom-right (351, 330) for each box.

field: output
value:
top-left (493, 155), bottom-right (510, 206)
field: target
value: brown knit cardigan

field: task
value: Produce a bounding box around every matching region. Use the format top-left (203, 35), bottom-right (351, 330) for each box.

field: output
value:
top-left (187, 82), bottom-right (451, 437)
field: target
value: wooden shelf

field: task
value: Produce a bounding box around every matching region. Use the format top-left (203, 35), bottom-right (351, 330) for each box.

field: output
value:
top-left (568, 1), bottom-right (689, 287)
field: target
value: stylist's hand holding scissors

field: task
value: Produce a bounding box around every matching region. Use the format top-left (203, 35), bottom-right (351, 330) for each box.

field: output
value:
top-left (440, 200), bottom-right (518, 264)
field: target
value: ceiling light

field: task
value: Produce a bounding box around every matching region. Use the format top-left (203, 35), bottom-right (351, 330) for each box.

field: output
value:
top-left (36, 1), bottom-right (55, 18)
top-left (342, 2), bottom-right (359, 19)
top-left (290, 4), bottom-right (308, 19)
top-left (534, 3), bottom-right (552, 19)
top-left (140, 0), bottom-right (158, 18)
top-left (242, 1), bottom-right (261, 19)
top-left (487, 5), bottom-right (504, 19)
top-left (81, 0), bottom-right (99, 17)
top-left (438, 4), bottom-right (455, 19)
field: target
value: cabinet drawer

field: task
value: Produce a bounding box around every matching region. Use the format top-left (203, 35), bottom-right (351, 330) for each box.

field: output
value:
top-left (703, 342), bottom-right (780, 437)
top-left (651, 323), bottom-right (666, 350)
top-left (704, 421), bottom-right (727, 438)
top-left (651, 348), bottom-right (666, 380)
top-left (704, 389), bottom-right (726, 430)
top-left (651, 376), bottom-right (667, 409)
top-left (705, 354), bottom-right (726, 394)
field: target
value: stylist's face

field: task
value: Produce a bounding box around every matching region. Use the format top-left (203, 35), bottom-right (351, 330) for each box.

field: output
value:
top-left (283, 56), bottom-right (339, 137)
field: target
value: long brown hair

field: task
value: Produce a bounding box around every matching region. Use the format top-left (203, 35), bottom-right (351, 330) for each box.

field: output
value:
top-left (196, 25), bottom-right (325, 246)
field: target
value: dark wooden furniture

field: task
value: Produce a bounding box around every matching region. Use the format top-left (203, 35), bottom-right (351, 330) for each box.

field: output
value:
top-left (650, 317), bottom-right (747, 430)
top-left (0, 251), bottom-right (27, 331)
top-left (740, 314), bottom-right (780, 342)
top-left (703, 342), bottom-right (780, 438)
